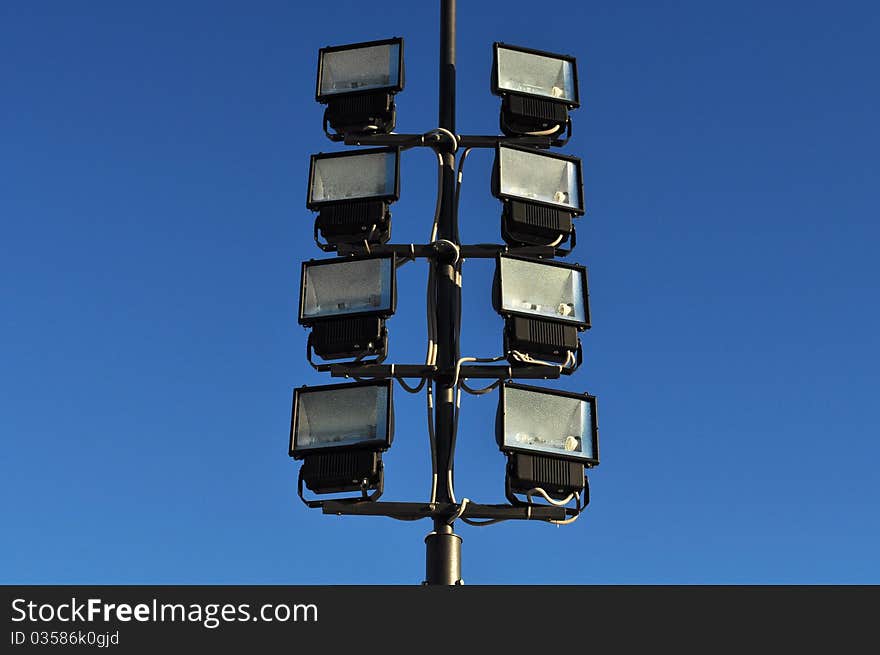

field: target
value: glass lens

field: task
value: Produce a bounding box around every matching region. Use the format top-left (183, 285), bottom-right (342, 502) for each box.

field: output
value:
top-left (499, 147), bottom-right (581, 210)
top-left (310, 151), bottom-right (396, 204)
top-left (320, 43), bottom-right (400, 96)
top-left (295, 385), bottom-right (389, 451)
top-left (497, 47), bottom-right (575, 102)
top-left (302, 258), bottom-right (393, 319)
top-left (500, 257), bottom-right (586, 325)
top-left (503, 387), bottom-right (593, 460)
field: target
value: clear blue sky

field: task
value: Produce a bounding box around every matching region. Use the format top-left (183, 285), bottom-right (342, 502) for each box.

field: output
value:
top-left (2, 0), bottom-right (878, 584)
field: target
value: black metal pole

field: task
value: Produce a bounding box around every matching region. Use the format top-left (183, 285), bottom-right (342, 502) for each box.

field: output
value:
top-left (424, 0), bottom-right (462, 586)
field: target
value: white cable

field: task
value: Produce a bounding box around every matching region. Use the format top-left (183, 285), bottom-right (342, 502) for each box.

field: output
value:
top-left (500, 115), bottom-right (563, 138)
top-left (460, 517), bottom-right (509, 527)
top-left (430, 150), bottom-right (444, 243)
top-left (427, 379), bottom-right (437, 505)
top-left (509, 349), bottom-right (577, 374)
top-left (426, 262), bottom-right (437, 366)
top-left (452, 356), bottom-right (476, 387)
top-left (522, 125), bottom-right (562, 136)
top-left (510, 350), bottom-right (565, 371)
top-left (433, 239), bottom-right (460, 264)
top-left (448, 498), bottom-right (469, 524)
top-left (526, 487), bottom-right (575, 507)
top-left (549, 492), bottom-right (582, 526)
top-left (548, 233), bottom-right (565, 247)
top-left (426, 127), bottom-right (459, 151)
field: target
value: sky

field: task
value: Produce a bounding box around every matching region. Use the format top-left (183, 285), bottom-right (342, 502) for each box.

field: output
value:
top-left (2, 0), bottom-right (879, 584)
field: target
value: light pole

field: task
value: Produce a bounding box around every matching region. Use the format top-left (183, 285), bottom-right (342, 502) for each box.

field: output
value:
top-left (425, 0), bottom-right (462, 586)
top-left (290, 0), bottom-right (599, 586)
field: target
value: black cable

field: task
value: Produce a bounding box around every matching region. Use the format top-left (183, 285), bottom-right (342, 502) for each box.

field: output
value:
top-left (459, 379), bottom-right (501, 395)
top-left (396, 377), bottom-right (427, 394)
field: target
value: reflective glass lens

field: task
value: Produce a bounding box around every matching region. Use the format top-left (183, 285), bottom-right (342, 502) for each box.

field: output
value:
top-left (295, 384), bottom-right (389, 452)
top-left (502, 387), bottom-right (594, 461)
top-left (497, 47), bottom-right (576, 103)
top-left (301, 257), bottom-right (393, 320)
top-left (310, 151), bottom-right (397, 204)
top-left (498, 147), bottom-right (581, 211)
top-left (499, 257), bottom-right (587, 325)
top-left (320, 43), bottom-right (401, 96)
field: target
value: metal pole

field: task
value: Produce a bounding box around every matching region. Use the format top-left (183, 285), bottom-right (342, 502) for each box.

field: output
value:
top-left (424, 0), bottom-right (462, 586)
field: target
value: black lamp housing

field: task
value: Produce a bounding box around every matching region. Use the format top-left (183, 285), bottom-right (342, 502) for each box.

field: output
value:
top-left (491, 42), bottom-right (579, 141)
top-left (290, 380), bottom-right (394, 498)
top-left (491, 144), bottom-right (584, 249)
top-left (316, 37), bottom-right (405, 139)
top-left (496, 382), bottom-right (599, 502)
top-left (299, 253), bottom-right (397, 362)
top-left (307, 147), bottom-right (401, 252)
top-left (493, 254), bottom-right (590, 368)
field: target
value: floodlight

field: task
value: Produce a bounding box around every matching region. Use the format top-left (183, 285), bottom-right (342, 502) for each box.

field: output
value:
top-left (316, 38), bottom-right (404, 138)
top-left (496, 382), bottom-right (598, 501)
top-left (307, 147), bottom-right (400, 251)
top-left (492, 43), bottom-right (579, 139)
top-left (290, 380), bottom-right (393, 498)
top-left (299, 254), bottom-right (396, 362)
top-left (492, 144), bottom-right (584, 248)
top-left (494, 254), bottom-right (589, 368)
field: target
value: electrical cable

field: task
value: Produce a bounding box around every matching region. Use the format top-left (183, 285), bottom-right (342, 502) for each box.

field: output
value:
top-left (526, 487), bottom-right (576, 507)
top-left (426, 127), bottom-right (459, 152)
top-left (447, 498), bottom-right (512, 527)
top-left (499, 114), bottom-right (564, 138)
top-left (396, 377), bottom-right (426, 394)
top-left (447, 497), bottom-right (469, 524)
top-left (452, 356), bottom-right (476, 387)
top-left (548, 493), bottom-right (582, 526)
top-left (426, 379), bottom-right (438, 505)
top-left (445, 380), bottom-right (462, 505)
top-left (453, 147), bottom-right (473, 246)
top-left (460, 516), bottom-right (510, 527)
top-left (430, 150), bottom-right (444, 243)
top-left (509, 349), bottom-right (577, 374)
top-left (509, 350), bottom-right (565, 371)
top-left (459, 379), bottom-right (501, 395)
top-left (433, 239), bottom-right (460, 264)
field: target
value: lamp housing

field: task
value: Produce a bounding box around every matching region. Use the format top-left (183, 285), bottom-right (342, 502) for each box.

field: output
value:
top-left (316, 37), bottom-right (404, 137)
top-left (492, 145), bottom-right (584, 248)
top-left (290, 380), bottom-right (394, 495)
top-left (299, 254), bottom-right (396, 361)
top-left (492, 43), bottom-right (579, 138)
top-left (493, 254), bottom-right (590, 365)
top-left (307, 147), bottom-right (400, 250)
top-left (496, 382), bottom-right (598, 500)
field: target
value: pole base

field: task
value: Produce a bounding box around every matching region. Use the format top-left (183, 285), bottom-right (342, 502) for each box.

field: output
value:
top-left (424, 524), bottom-right (463, 585)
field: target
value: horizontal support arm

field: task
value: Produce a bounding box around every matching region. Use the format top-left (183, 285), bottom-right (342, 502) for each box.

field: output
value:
top-left (325, 363), bottom-right (560, 381)
top-left (321, 500), bottom-right (568, 522)
top-left (335, 242), bottom-right (556, 259)
top-left (460, 364), bottom-right (560, 379)
top-left (343, 133), bottom-right (434, 148)
top-left (456, 134), bottom-right (554, 149)
top-left (341, 133), bottom-right (553, 149)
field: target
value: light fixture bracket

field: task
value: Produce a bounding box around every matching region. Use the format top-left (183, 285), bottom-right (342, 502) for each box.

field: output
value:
top-left (298, 452), bottom-right (385, 508)
top-left (505, 453), bottom-right (586, 504)
top-left (308, 316), bottom-right (388, 362)
top-left (315, 200), bottom-right (391, 250)
top-left (324, 92), bottom-right (397, 140)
